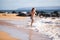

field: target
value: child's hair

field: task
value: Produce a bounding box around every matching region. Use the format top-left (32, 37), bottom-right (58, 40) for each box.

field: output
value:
top-left (31, 8), bottom-right (35, 12)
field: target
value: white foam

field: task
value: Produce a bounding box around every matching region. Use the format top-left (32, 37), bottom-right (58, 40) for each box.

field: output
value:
top-left (28, 18), bottom-right (60, 40)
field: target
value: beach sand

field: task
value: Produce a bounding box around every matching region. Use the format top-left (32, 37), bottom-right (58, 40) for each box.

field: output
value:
top-left (0, 13), bottom-right (26, 20)
top-left (0, 13), bottom-right (52, 40)
top-left (0, 13), bottom-right (24, 40)
top-left (0, 31), bottom-right (20, 40)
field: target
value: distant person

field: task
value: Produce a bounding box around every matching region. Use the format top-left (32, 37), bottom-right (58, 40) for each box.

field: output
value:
top-left (30, 8), bottom-right (36, 27)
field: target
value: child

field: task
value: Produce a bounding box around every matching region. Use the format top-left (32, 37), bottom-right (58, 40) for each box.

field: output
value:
top-left (30, 8), bottom-right (36, 27)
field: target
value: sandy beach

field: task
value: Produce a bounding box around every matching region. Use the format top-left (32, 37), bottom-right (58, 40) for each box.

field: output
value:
top-left (0, 31), bottom-right (20, 40)
top-left (0, 13), bottom-right (60, 40)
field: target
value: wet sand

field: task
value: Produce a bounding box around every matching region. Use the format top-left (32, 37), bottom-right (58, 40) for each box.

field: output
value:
top-left (0, 20), bottom-right (51, 40)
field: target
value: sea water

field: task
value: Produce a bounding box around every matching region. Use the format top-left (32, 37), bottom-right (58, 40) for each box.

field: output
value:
top-left (31, 17), bottom-right (60, 40)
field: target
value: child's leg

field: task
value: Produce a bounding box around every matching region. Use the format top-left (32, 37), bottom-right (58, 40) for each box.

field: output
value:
top-left (31, 18), bottom-right (34, 27)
